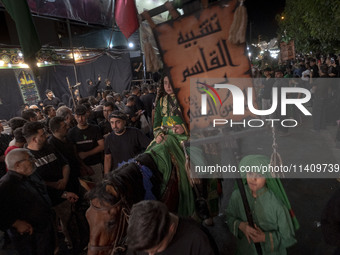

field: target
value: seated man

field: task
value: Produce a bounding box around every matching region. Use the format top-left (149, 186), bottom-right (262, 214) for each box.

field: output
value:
top-left (126, 200), bottom-right (216, 255)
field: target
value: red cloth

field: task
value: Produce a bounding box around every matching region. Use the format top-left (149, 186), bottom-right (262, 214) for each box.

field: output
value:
top-left (4, 145), bottom-right (19, 157)
top-left (4, 145), bottom-right (19, 172)
top-left (114, 0), bottom-right (139, 39)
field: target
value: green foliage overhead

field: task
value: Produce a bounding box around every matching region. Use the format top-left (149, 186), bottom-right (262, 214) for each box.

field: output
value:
top-left (277, 0), bottom-right (340, 53)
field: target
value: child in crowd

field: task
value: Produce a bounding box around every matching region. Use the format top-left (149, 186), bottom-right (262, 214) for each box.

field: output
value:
top-left (226, 155), bottom-right (299, 255)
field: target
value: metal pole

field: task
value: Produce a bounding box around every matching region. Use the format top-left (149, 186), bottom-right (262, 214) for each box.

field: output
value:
top-left (66, 19), bottom-right (78, 84)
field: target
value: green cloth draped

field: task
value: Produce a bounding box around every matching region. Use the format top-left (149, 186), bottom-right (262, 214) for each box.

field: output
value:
top-left (238, 155), bottom-right (300, 231)
top-left (226, 155), bottom-right (298, 254)
top-left (147, 94), bottom-right (194, 216)
top-left (148, 94), bottom-right (219, 217)
top-left (145, 132), bottom-right (195, 216)
top-left (226, 186), bottom-right (297, 254)
top-left (1, 0), bottom-right (41, 63)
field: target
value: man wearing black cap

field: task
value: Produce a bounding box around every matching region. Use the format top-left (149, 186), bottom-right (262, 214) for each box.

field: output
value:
top-left (67, 105), bottom-right (104, 183)
top-left (104, 110), bottom-right (151, 173)
top-left (43, 89), bottom-right (60, 109)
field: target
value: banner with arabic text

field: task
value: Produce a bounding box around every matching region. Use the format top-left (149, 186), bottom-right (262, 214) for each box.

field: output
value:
top-left (152, 0), bottom-right (254, 129)
top-left (14, 69), bottom-right (41, 105)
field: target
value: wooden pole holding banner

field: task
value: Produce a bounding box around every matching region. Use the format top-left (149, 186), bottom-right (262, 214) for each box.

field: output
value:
top-left (140, 1), bottom-right (174, 21)
top-left (66, 19), bottom-right (78, 84)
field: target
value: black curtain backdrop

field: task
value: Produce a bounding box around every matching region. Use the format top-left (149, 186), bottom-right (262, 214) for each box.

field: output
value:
top-left (0, 54), bottom-right (131, 120)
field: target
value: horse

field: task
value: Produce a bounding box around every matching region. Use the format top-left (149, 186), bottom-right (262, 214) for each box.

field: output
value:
top-left (85, 153), bottom-right (180, 255)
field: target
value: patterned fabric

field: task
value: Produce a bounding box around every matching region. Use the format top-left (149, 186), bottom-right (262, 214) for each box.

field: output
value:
top-left (153, 95), bottom-right (188, 138)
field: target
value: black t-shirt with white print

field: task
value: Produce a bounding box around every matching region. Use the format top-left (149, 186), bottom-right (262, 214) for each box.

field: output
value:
top-left (67, 124), bottom-right (103, 166)
top-left (28, 144), bottom-right (67, 205)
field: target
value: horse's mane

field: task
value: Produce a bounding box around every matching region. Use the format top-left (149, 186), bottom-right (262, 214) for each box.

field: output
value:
top-left (86, 153), bottom-right (162, 208)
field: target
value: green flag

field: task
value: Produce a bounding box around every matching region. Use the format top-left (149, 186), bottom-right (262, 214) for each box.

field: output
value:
top-left (1, 0), bottom-right (41, 64)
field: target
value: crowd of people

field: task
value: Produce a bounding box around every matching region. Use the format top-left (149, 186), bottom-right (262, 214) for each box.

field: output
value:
top-left (0, 63), bottom-right (339, 255)
top-left (0, 73), bottom-right (218, 254)
top-left (0, 76), bottom-right (160, 254)
top-left (253, 54), bottom-right (340, 140)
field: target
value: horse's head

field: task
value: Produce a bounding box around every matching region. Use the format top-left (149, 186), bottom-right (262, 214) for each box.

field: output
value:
top-left (86, 162), bottom-right (148, 255)
top-left (86, 181), bottom-right (128, 255)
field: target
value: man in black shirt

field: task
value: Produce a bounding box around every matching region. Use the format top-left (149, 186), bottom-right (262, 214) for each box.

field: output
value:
top-left (104, 111), bottom-right (151, 173)
top-left (140, 85), bottom-right (156, 136)
top-left (43, 89), bottom-right (60, 108)
top-left (104, 79), bottom-right (113, 91)
top-left (22, 122), bottom-right (73, 204)
top-left (23, 122), bottom-right (79, 249)
top-left (98, 102), bottom-right (117, 137)
top-left (124, 96), bottom-right (143, 128)
top-left (127, 201), bottom-right (215, 255)
top-left (130, 85), bottom-right (144, 111)
top-left (87, 76), bottom-right (101, 98)
top-left (43, 105), bottom-right (56, 134)
top-left (0, 148), bottom-right (55, 255)
top-left (140, 84), bottom-right (156, 121)
top-left (48, 117), bottom-right (81, 193)
top-left (68, 105), bottom-right (104, 183)
top-left (48, 117), bottom-right (90, 251)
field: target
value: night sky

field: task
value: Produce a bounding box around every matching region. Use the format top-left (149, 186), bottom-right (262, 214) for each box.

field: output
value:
top-left (245, 0), bottom-right (286, 41)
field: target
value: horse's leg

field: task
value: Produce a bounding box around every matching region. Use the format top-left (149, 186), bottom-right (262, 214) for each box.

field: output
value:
top-left (53, 200), bottom-right (74, 249)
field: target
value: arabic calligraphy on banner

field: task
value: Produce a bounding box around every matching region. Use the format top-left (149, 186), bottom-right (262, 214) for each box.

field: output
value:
top-left (152, 0), bottom-right (254, 129)
top-left (14, 69), bottom-right (41, 105)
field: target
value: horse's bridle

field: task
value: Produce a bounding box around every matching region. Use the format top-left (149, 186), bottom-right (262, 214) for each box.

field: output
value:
top-left (87, 198), bottom-right (130, 255)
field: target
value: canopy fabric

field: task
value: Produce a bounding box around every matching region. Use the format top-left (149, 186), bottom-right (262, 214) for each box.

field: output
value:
top-left (0, 54), bottom-right (132, 120)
